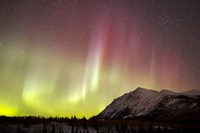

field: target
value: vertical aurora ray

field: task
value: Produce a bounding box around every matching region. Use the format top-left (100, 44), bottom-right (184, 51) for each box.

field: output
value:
top-left (81, 21), bottom-right (106, 99)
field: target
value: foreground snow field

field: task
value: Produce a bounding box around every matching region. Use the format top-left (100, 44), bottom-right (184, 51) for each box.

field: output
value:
top-left (0, 121), bottom-right (199, 133)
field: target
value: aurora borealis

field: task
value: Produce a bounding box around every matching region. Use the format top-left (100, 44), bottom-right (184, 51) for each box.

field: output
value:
top-left (0, 0), bottom-right (200, 118)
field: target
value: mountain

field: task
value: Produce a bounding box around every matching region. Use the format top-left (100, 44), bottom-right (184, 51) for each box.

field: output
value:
top-left (96, 87), bottom-right (200, 122)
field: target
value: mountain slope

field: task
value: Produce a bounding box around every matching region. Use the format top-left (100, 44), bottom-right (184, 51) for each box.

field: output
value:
top-left (96, 87), bottom-right (200, 121)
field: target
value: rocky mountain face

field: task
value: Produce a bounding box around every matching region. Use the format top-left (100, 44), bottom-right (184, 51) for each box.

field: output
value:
top-left (96, 87), bottom-right (200, 121)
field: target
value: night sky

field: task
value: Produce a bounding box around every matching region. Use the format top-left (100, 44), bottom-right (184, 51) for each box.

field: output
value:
top-left (0, 0), bottom-right (200, 118)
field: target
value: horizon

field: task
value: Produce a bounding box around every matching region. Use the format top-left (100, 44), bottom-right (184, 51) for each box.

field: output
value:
top-left (0, 86), bottom-right (200, 118)
top-left (0, 0), bottom-right (200, 118)
top-left (1, 86), bottom-right (200, 120)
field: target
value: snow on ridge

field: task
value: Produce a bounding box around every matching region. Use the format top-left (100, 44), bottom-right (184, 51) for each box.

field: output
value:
top-left (98, 87), bottom-right (164, 118)
top-left (97, 87), bottom-right (200, 119)
top-left (133, 87), bottom-right (160, 97)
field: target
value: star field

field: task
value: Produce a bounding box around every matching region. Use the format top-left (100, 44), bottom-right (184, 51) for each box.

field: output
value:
top-left (0, 0), bottom-right (200, 118)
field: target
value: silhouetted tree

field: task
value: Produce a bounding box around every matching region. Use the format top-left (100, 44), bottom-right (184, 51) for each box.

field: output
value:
top-left (52, 124), bottom-right (55, 133)
top-left (107, 127), bottom-right (110, 133)
top-left (95, 126), bottom-right (99, 133)
top-left (75, 128), bottom-right (79, 133)
top-left (43, 123), bottom-right (47, 133)
top-left (59, 127), bottom-right (63, 133)
top-left (71, 125), bottom-right (74, 133)
top-left (17, 124), bottom-right (21, 133)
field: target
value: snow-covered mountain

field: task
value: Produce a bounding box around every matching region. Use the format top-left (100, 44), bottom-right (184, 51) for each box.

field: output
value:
top-left (96, 87), bottom-right (200, 121)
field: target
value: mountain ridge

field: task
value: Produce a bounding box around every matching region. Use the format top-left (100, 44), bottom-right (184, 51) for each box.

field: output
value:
top-left (96, 87), bottom-right (200, 121)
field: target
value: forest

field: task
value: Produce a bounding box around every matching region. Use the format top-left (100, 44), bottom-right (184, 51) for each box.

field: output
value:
top-left (0, 116), bottom-right (200, 133)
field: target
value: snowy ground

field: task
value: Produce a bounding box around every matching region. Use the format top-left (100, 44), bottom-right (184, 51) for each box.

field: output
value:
top-left (0, 122), bottom-right (96, 133)
top-left (0, 121), bottom-right (192, 133)
top-left (0, 116), bottom-right (200, 133)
